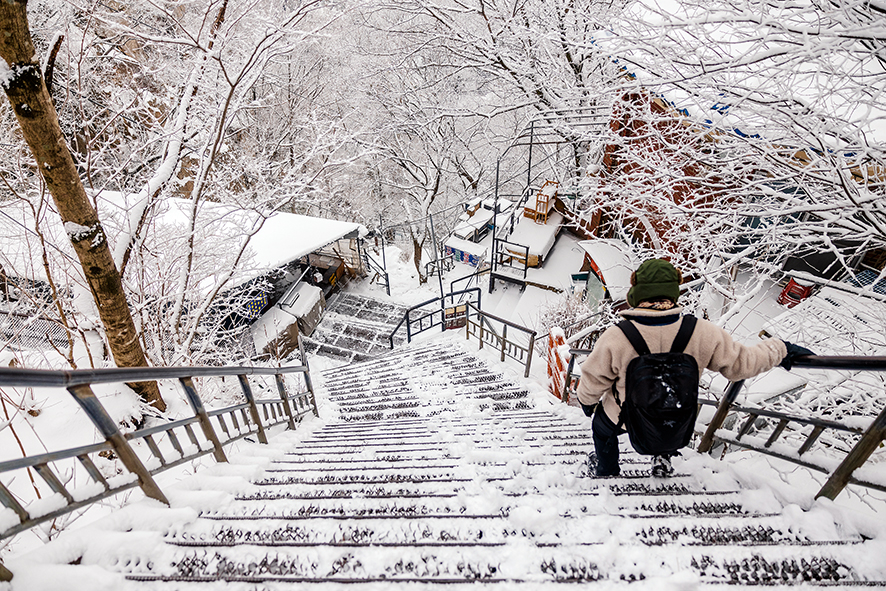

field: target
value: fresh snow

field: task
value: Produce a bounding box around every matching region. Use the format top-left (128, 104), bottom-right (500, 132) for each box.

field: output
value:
top-left (2, 332), bottom-right (886, 589)
top-left (3, 239), bottom-right (886, 588)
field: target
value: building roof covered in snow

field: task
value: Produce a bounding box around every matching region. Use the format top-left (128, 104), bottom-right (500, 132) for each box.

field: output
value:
top-left (0, 194), bottom-right (366, 294)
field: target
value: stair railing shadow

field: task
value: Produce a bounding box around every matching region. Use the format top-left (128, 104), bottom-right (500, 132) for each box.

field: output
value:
top-left (0, 335), bottom-right (317, 568)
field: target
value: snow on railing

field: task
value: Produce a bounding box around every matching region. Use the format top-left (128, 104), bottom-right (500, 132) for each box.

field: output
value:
top-left (697, 355), bottom-right (886, 501)
top-left (386, 289), bottom-right (537, 378)
top-left (0, 337), bottom-right (317, 563)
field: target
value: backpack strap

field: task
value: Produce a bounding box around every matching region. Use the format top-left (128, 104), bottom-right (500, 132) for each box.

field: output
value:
top-left (616, 320), bottom-right (650, 356)
top-left (669, 315), bottom-right (697, 354)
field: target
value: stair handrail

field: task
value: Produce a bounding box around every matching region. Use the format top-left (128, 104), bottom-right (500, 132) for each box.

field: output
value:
top-left (449, 266), bottom-right (491, 298)
top-left (424, 252), bottom-right (455, 280)
top-left (361, 250), bottom-right (390, 296)
top-left (560, 347), bottom-right (593, 403)
top-left (0, 336), bottom-right (317, 550)
top-left (387, 287), bottom-right (482, 348)
top-left (492, 238), bottom-right (530, 280)
top-left (464, 301), bottom-right (537, 378)
top-left (693, 355), bottom-right (886, 501)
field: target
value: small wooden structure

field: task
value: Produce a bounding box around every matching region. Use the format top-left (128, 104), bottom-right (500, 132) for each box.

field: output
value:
top-left (524, 180), bottom-right (558, 224)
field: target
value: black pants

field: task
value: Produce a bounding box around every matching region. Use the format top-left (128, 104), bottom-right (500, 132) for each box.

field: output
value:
top-left (592, 408), bottom-right (626, 477)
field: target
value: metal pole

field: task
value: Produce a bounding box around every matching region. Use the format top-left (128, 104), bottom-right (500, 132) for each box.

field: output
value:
top-left (237, 375), bottom-right (269, 444)
top-left (275, 373), bottom-right (297, 430)
top-left (379, 214), bottom-right (387, 270)
top-left (501, 324), bottom-right (508, 362)
top-left (816, 403), bottom-right (886, 501)
top-left (428, 211), bottom-right (444, 300)
top-left (297, 333), bottom-right (319, 417)
top-left (179, 377), bottom-right (228, 462)
top-left (562, 354), bottom-right (577, 403)
top-left (465, 304), bottom-right (471, 342)
top-left (525, 332), bottom-right (536, 378)
top-left (355, 234), bottom-right (364, 278)
top-left (527, 120), bottom-right (535, 190)
top-left (67, 384), bottom-right (169, 505)
top-left (491, 160), bottom-right (500, 285)
top-left (697, 380), bottom-right (746, 454)
top-left (479, 312), bottom-right (485, 350)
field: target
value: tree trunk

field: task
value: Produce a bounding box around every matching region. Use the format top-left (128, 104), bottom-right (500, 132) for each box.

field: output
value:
top-left (412, 236), bottom-right (427, 284)
top-left (0, 1), bottom-right (165, 411)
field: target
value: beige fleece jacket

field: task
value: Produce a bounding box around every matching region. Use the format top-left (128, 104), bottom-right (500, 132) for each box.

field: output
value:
top-left (576, 307), bottom-right (787, 425)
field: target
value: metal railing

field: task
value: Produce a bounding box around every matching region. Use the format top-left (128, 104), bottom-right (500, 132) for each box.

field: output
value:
top-left (0, 340), bottom-right (317, 551)
top-left (562, 347), bottom-right (886, 501)
top-left (425, 253), bottom-right (454, 281)
top-left (387, 288), bottom-right (482, 348)
top-left (386, 290), bottom-right (537, 377)
top-left (491, 238), bottom-right (529, 281)
top-left (449, 266), bottom-right (491, 298)
top-left (361, 250), bottom-right (390, 296)
top-left (561, 347), bottom-right (593, 404)
top-left (697, 355), bottom-right (886, 501)
top-left (464, 302), bottom-right (537, 378)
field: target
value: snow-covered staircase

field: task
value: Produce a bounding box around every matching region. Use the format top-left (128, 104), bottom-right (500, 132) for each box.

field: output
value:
top-left (121, 342), bottom-right (883, 587)
top-left (302, 293), bottom-right (409, 363)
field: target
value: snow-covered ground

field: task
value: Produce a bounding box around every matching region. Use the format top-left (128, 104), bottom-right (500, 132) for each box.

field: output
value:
top-left (3, 236), bottom-right (886, 588)
top-left (2, 331), bottom-right (886, 589)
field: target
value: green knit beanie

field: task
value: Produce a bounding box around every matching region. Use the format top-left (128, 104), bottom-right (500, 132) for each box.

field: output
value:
top-left (626, 259), bottom-right (682, 307)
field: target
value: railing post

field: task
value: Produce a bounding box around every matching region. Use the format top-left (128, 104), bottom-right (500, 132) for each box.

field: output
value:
top-left (237, 375), bottom-right (269, 444)
top-left (501, 325), bottom-right (508, 362)
top-left (478, 312), bottom-right (485, 349)
top-left (275, 374), bottom-right (298, 430)
top-left (816, 404), bottom-right (886, 501)
top-left (562, 353), bottom-right (577, 404)
top-left (67, 384), bottom-right (169, 505)
top-left (298, 333), bottom-right (319, 418)
top-left (406, 309), bottom-right (412, 343)
top-left (697, 380), bottom-right (745, 454)
top-left (0, 560), bottom-right (12, 582)
top-left (465, 304), bottom-right (471, 342)
top-left (179, 377), bottom-right (227, 463)
top-left (524, 332), bottom-right (536, 378)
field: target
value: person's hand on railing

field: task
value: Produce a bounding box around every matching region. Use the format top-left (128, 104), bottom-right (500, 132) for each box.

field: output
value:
top-left (780, 341), bottom-right (815, 371)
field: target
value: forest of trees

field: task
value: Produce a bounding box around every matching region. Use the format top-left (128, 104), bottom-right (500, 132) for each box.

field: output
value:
top-left (1, 0), bottom-right (885, 389)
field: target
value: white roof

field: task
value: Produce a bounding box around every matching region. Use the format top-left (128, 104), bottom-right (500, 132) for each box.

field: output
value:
top-left (577, 239), bottom-right (638, 301)
top-left (102, 195), bottom-right (364, 275)
top-left (0, 194), bottom-right (365, 294)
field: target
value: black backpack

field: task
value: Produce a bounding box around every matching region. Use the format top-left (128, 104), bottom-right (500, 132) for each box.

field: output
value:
top-left (614, 316), bottom-right (699, 456)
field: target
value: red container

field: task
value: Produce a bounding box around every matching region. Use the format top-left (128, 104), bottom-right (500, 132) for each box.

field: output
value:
top-left (777, 278), bottom-right (813, 308)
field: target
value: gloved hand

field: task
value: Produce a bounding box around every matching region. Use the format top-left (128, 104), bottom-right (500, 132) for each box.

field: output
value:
top-left (580, 402), bottom-right (597, 417)
top-left (780, 341), bottom-right (814, 371)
